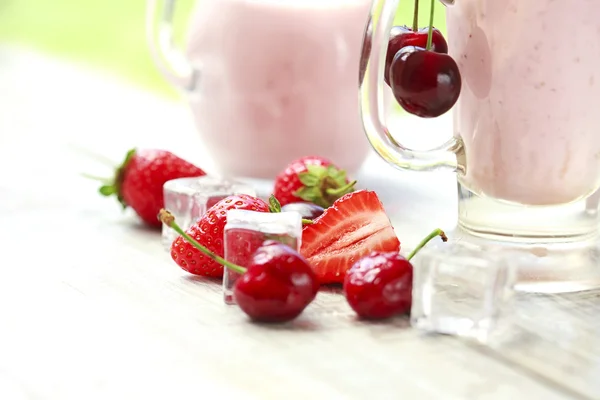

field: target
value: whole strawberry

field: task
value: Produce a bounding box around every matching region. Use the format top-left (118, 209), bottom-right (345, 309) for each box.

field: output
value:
top-left (170, 194), bottom-right (270, 277)
top-left (98, 148), bottom-right (205, 227)
top-left (273, 156), bottom-right (357, 208)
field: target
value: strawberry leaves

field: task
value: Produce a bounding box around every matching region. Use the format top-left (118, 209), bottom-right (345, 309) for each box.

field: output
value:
top-left (294, 164), bottom-right (357, 208)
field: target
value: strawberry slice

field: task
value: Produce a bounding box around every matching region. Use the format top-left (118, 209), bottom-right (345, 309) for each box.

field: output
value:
top-left (300, 190), bottom-right (401, 284)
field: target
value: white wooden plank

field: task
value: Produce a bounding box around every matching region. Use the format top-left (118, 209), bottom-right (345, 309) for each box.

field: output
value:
top-left (0, 45), bottom-right (583, 400)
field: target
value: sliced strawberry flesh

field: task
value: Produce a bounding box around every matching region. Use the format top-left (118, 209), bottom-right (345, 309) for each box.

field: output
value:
top-left (302, 211), bottom-right (397, 257)
top-left (300, 190), bottom-right (401, 284)
top-left (307, 226), bottom-right (398, 262)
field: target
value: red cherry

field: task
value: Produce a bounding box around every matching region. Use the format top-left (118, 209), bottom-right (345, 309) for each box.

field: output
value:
top-left (384, 26), bottom-right (448, 85)
top-left (389, 46), bottom-right (462, 118)
top-left (343, 252), bottom-right (413, 320)
top-left (342, 228), bottom-right (447, 320)
top-left (234, 240), bottom-right (320, 323)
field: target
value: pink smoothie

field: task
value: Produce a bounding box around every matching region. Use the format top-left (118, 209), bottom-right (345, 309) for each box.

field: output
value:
top-left (447, 0), bottom-right (600, 205)
top-left (184, 0), bottom-right (372, 179)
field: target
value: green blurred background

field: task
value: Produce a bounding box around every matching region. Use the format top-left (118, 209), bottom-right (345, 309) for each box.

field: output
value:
top-left (0, 0), bottom-right (446, 99)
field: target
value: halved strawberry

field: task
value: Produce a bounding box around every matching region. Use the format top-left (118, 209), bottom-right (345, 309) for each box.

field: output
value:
top-left (300, 190), bottom-right (401, 285)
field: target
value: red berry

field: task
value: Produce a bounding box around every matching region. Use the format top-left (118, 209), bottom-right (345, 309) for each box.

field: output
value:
top-left (273, 156), bottom-right (356, 208)
top-left (389, 46), bottom-right (462, 118)
top-left (300, 190), bottom-right (400, 285)
top-left (344, 252), bottom-right (413, 320)
top-left (384, 26), bottom-right (448, 85)
top-left (98, 148), bottom-right (206, 227)
top-left (234, 241), bottom-right (319, 323)
top-left (170, 194), bottom-right (269, 277)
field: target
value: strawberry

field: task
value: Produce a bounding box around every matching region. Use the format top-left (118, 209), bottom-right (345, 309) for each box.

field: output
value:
top-left (98, 148), bottom-right (205, 227)
top-left (170, 194), bottom-right (270, 277)
top-left (273, 156), bottom-right (357, 208)
top-left (300, 190), bottom-right (401, 285)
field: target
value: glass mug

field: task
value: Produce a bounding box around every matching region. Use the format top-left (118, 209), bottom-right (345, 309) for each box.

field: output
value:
top-left (146, 0), bottom-right (373, 179)
top-left (361, 0), bottom-right (600, 243)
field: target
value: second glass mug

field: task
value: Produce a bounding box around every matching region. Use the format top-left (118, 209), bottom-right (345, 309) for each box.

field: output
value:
top-left (146, 0), bottom-right (373, 179)
top-left (361, 0), bottom-right (600, 243)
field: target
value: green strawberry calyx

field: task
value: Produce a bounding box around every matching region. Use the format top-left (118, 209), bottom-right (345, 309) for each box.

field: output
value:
top-left (97, 148), bottom-right (136, 209)
top-left (294, 164), bottom-right (357, 208)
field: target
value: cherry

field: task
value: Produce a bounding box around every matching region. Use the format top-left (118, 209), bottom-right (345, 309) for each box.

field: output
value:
top-left (234, 240), bottom-right (319, 322)
top-left (343, 228), bottom-right (447, 320)
top-left (344, 252), bottom-right (413, 319)
top-left (384, 26), bottom-right (448, 85)
top-left (159, 210), bottom-right (319, 323)
top-left (281, 202), bottom-right (325, 220)
top-left (389, 46), bottom-right (462, 118)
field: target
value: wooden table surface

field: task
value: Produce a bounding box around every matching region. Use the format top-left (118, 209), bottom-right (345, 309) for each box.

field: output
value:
top-left (1, 46), bottom-right (599, 400)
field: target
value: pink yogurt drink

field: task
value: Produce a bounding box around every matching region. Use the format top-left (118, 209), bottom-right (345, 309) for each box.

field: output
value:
top-left (447, 0), bottom-right (600, 205)
top-left (184, 0), bottom-right (373, 179)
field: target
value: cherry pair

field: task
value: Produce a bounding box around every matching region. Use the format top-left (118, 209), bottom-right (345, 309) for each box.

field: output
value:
top-left (384, 0), bottom-right (461, 118)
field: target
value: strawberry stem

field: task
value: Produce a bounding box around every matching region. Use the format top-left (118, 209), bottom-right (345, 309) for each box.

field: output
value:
top-left (69, 144), bottom-right (117, 168)
top-left (407, 228), bottom-right (447, 261)
top-left (81, 173), bottom-right (111, 183)
top-left (158, 209), bottom-right (247, 275)
top-left (425, 0), bottom-right (435, 51)
top-left (325, 180), bottom-right (357, 197)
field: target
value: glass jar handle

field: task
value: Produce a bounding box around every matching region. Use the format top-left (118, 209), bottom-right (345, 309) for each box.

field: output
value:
top-left (146, 0), bottom-right (199, 92)
top-left (359, 0), bottom-right (464, 173)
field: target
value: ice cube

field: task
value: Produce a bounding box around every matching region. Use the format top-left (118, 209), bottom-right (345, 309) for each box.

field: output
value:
top-left (223, 209), bottom-right (303, 305)
top-left (410, 243), bottom-right (517, 343)
top-left (162, 176), bottom-right (256, 251)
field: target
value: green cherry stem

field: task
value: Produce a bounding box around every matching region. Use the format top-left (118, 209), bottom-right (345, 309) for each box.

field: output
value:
top-left (158, 209), bottom-right (247, 275)
top-left (412, 0), bottom-right (420, 32)
top-left (406, 228), bottom-right (448, 261)
top-left (425, 0), bottom-right (435, 50)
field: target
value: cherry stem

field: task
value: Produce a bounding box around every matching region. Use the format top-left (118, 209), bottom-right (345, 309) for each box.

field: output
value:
top-left (158, 209), bottom-right (247, 275)
top-left (425, 0), bottom-right (435, 50)
top-left (325, 180), bottom-right (357, 196)
top-left (406, 228), bottom-right (447, 261)
top-left (412, 0), bottom-right (420, 32)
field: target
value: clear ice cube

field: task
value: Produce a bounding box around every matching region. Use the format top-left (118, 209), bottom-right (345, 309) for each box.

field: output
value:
top-left (410, 243), bottom-right (517, 342)
top-left (223, 209), bottom-right (303, 305)
top-left (162, 176), bottom-right (256, 251)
